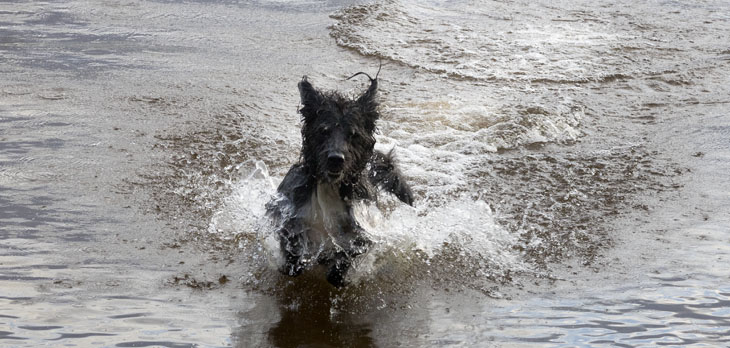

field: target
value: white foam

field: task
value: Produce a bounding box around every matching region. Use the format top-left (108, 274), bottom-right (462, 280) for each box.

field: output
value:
top-left (331, 0), bottom-right (630, 83)
top-left (372, 96), bottom-right (583, 208)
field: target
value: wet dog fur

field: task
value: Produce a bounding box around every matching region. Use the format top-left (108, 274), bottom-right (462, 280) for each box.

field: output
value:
top-left (266, 71), bottom-right (414, 287)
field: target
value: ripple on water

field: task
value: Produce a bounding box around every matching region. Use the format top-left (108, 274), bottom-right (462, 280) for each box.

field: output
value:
top-left (481, 277), bottom-right (730, 347)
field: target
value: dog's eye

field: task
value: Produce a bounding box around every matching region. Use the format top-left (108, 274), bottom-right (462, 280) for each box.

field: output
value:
top-left (348, 129), bottom-right (357, 138)
top-left (319, 125), bottom-right (330, 134)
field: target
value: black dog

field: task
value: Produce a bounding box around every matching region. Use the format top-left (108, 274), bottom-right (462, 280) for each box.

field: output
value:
top-left (266, 70), bottom-right (414, 287)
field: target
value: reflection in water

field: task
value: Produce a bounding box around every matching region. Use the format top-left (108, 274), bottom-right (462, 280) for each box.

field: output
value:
top-left (232, 274), bottom-right (730, 347)
top-left (268, 275), bottom-right (375, 348)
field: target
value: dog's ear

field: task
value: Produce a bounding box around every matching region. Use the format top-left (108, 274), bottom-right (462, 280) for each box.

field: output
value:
top-left (357, 78), bottom-right (379, 122)
top-left (348, 65), bottom-right (381, 120)
top-left (298, 76), bottom-right (322, 120)
top-left (357, 78), bottom-right (377, 105)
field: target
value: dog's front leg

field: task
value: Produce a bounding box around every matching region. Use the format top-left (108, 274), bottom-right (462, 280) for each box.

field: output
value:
top-left (326, 209), bottom-right (372, 287)
top-left (278, 218), bottom-right (308, 277)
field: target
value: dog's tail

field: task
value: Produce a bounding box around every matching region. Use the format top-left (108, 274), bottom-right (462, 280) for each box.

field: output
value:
top-left (368, 149), bottom-right (414, 206)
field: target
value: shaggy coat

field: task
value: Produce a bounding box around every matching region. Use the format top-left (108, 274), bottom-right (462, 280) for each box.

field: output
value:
top-left (266, 73), bottom-right (413, 287)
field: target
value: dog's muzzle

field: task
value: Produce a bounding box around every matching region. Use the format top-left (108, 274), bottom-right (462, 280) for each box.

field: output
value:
top-left (326, 152), bottom-right (345, 178)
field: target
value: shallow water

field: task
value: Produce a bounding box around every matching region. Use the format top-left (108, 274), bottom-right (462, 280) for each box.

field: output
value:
top-left (2, 0), bottom-right (729, 347)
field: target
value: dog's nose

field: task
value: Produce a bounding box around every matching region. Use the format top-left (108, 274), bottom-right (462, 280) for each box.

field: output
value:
top-left (327, 153), bottom-right (345, 171)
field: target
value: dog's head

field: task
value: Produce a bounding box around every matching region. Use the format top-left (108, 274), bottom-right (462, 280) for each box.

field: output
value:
top-left (297, 75), bottom-right (379, 184)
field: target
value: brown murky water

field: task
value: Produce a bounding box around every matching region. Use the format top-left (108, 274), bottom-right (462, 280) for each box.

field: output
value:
top-left (1, 0), bottom-right (729, 347)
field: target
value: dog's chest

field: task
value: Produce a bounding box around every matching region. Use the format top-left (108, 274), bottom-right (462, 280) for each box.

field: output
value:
top-left (304, 183), bottom-right (348, 236)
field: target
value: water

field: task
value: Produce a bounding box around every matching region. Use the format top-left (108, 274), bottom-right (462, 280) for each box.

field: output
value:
top-left (2, 0), bottom-right (729, 346)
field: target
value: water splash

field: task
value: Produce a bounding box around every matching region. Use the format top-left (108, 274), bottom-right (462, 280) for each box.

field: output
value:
top-left (208, 160), bottom-right (526, 287)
